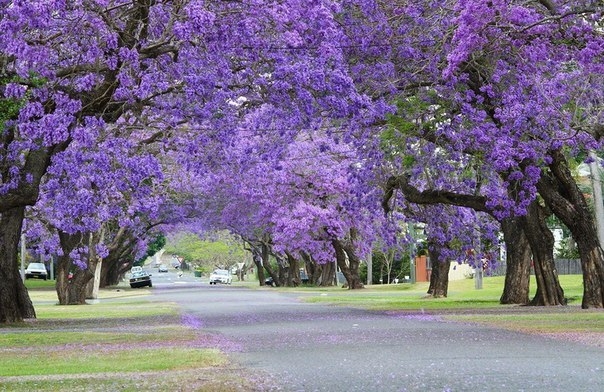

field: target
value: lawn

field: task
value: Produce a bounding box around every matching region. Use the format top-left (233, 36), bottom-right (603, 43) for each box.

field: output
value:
top-left (297, 275), bottom-right (604, 337)
top-left (301, 275), bottom-right (585, 310)
top-left (0, 287), bottom-right (266, 392)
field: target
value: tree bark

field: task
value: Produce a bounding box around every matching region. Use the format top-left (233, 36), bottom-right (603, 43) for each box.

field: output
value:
top-left (0, 207), bottom-right (36, 323)
top-left (520, 200), bottom-right (566, 306)
top-left (252, 250), bottom-right (265, 287)
top-left (286, 252), bottom-right (300, 287)
top-left (261, 243), bottom-right (280, 286)
top-left (332, 238), bottom-right (364, 289)
top-left (301, 252), bottom-right (320, 285)
top-left (319, 262), bottom-right (336, 286)
top-left (537, 150), bottom-right (604, 308)
top-left (499, 218), bottom-right (531, 305)
top-left (55, 231), bottom-right (94, 305)
top-left (426, 246), bottom-right (450, 297)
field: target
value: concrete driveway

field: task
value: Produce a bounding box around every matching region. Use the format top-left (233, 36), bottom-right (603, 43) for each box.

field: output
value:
top-left (153, 284), bottom-right (604, 392)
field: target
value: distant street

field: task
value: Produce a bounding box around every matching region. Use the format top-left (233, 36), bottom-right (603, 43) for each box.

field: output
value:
top-left (151, 280), bottom-right (604, 392)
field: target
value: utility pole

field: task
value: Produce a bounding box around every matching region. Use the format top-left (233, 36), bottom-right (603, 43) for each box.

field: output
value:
top-left (409, 224), bottom-right (416, 284)
top-left (589, 150), bottom-right (604, 246)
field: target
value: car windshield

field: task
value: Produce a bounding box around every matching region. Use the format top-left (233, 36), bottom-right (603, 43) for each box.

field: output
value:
top-left (27, 263), bottom-right (46, 270)
top-left (132, 271), bottom-right (148, 277)
top-left (212, 270), bottom-right (228, 276)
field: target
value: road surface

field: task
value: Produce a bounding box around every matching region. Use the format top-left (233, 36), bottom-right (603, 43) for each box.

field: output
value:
top-left (150, 280), bottom-right (604, 392)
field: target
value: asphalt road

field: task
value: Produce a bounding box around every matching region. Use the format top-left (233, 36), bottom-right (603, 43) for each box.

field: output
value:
top-left (150, 281), bottom-right (604, 392)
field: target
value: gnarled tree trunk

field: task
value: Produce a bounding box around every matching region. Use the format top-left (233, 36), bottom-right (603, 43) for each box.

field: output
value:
top-left (285, 252), bottom-right (300, 287)
top-left (56, 231), bottom-right (94, 305)
top-left (499, 218), bottom-right (531, 305)
top-left (538, 150), bottom-right (604, 308)
top-left (521, 200), bottom-right (565, 306)
top-left (426, 246), bottom-right (450, 298)
top-left (261, 243), bottom-right (280, 286)
top-left (332, 238), bottom-right (364, 289)
top-left (0, 207), bottom-right (36, 323)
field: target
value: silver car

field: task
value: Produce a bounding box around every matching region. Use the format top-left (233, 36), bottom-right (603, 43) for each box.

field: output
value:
top-left (25, 262), bottom-right (48, 280)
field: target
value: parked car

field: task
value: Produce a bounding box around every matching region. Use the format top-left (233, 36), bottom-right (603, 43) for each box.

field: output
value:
top-left (209, 269), bottom-right (232, 285)
top-left (24, 262), bottom-right (48, 280)
top-left (158, 264), bottom-right (168, 273)
top-left (129, 270), bottom-right (152, 288)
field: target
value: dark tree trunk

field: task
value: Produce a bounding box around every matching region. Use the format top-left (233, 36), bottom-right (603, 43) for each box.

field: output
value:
top-left (286, 253), bottom-right (300, 287)
top-left (319, 262), bottom-right (336, 286)
top-left (426, 247), bottom-right (450, 298)
top-left (537, 150), bottom-right (604, 308)
top-left (499, 218), bottom-right (531, 305)
top-left (332, 238), bottom-right (364, 289)
top-left (261, 243), bottom-right (280, 286)
top-left (302, 252), bottom-right (320, 285)
top-left (275, 255), bottom-right (289, 286)
top-left (0, 207), bottom-right (36, 323)
top-left (100, 230), bottom-right (136, 287)
top-left (252, 252), bottom-right (265, 287)
top-left (56, 232), bottom-right (94, 305)
top-left (521, 200), bottom-right (565, 306)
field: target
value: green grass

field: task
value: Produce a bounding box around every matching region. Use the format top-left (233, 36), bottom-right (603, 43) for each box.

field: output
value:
top-left (23, 279), bottom-right (56, 290)
top-left (302, 275), bottom-right (585, 310)
top-left (296, 275), bottom-right (604, 336)
top-left (35, 301), bottom-right (178, 319)
top-left (0, 287), bottom-right (261, 392)
top-left (447, 311), bottom-right (604, 333)
top-left (0, 348), bottom-right (224, 377)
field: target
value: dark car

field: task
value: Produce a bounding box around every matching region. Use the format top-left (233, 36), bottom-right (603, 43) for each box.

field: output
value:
top-left (129, 271), bottom-right (152, 288)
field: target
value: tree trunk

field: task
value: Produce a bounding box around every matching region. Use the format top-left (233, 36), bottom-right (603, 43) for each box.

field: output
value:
top-left (521, 200), bottom-right (565, 306)
top-left (261, 243), bottom-right (280, 286)
top-left (55, 231), bottom-right (94, 305)
top-left (302, 252), bottom-right (320, 285)
top-left (426, 247), bottom-right (450, 298)
top-left (252, 251), bottom-right (265, 287)
top-left (499, 218), bottom-right (531, 305)
top-left (332, 239), bottom-right (364, 289)
top-left (286, 253), bottom-right (300, 287)
top-left (85, 230), bottom-right (104, 299)
top-left (319, 262), bottom-right (336, 286)
top-left (0, 207), bottom-right (36, 323)
top-left (537, 150), bottom-right (604, 308)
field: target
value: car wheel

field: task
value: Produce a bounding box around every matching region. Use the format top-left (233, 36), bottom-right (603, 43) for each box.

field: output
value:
top-left (148, 282), bottom-right (152, 287)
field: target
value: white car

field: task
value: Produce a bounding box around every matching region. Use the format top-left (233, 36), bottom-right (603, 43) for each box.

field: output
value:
top-left (130, 266), bottom-right (143, 274)
top-left (209, 269), bottom-right (232, 285)
top-left (25, 262), bottom-right (48, 280)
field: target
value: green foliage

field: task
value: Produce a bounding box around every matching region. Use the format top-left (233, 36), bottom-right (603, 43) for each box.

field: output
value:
top-left (0, 73), bottom-right (46, 130)
top-left (360, 250), bottom-right (411, 284)
top-left (164, 230), bottom-right (245, 269)
top-left (133, 233), bottom-right (166, 266)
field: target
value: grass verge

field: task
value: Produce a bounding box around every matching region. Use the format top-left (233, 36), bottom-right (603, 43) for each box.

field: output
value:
top-left (298, 275), bottom-right (604, 340)
top-left (0, 288), bottom-right (267, 392)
